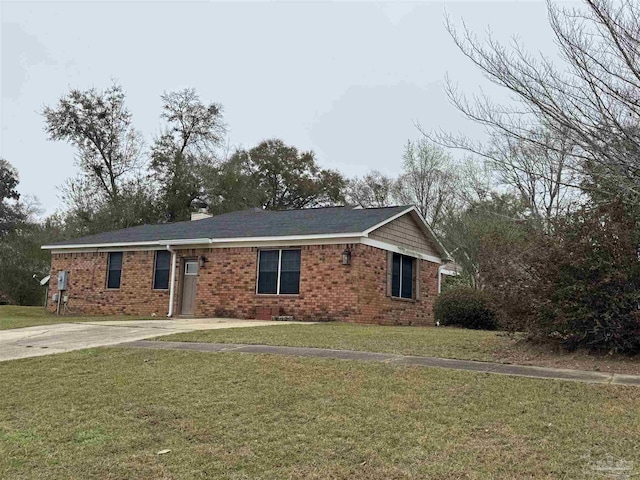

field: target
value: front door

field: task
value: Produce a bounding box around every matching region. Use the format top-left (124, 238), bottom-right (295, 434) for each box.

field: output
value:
top-left (180, 260), bottom-right (198, 315)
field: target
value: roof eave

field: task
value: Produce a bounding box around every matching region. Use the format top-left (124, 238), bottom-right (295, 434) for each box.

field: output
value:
top-left (42, 232), bottom-right (364, 251)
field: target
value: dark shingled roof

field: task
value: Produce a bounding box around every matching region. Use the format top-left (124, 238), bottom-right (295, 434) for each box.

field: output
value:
top-left (48, 206), bottom-right (413, 247)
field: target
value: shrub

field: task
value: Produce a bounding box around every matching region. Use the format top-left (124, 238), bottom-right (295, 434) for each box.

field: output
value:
top-left (434, 287), bottom-right (499, 330)
top-left (531, 201), bottom-right (640, 354)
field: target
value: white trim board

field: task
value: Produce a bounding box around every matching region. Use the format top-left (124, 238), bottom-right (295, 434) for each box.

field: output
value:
top-left (441, 269), bottom-right (459, 276)
top-left (48, 236), bottom-right (444, 262)
top-left (361, 206), bottom-right (450, 261)
top-left (360, 238), bottom-right (443, 264)
top-left (361, 206), bottom-right (415, 235)
top-left (42, 239), bottom-right (210, 250)
top-left (49, 246), bottom-right (170, 255)
top-left (408, 208), bottom-right (451, 261)
top-left (42, 232), bottom-right (363, 251)
top-left (48, 236), bottom-right (362, 254)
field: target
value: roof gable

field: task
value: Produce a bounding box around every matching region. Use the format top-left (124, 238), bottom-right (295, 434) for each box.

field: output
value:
top-left (369, 212), bottom-right (441, 257)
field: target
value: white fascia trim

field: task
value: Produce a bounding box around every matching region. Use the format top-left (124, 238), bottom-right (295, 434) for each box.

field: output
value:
top-left (208, 232), bottom-right (362, 244)
top-left (42, 239), bottom-right (210, 251)
top-left (408, 208), bottom-right (452, 261)
top-left (42, 240), bottom-right (168, 250)
top-left (206, 236), bottom-right (358, 249)
top-left (360, 206), bottom-right (452, 261)
top-left (164, 238), bottom-right (217, 246)
top-left (48, 245), bottom-right (171, 254)
top-left (441, 269), bottom-right (459, 276)
top-left (43, 233), bottom-right (364, 252)
top-left (361, 206), bottom-right (415, 236)
top-left (360, 237), bottom-right (443, 264)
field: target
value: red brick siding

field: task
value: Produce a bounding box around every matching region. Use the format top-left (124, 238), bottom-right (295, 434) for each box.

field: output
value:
top-left (48, 250), bottom-right (174, 316)
top-left (181, 245), bottom-right (358, 321)
top-left (48, 244), bottom-right (438, 325)
top-left (352, 245), bottom-right (438, 326)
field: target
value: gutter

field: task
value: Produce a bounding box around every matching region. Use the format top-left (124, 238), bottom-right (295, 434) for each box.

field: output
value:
top-left (41, 233), bottom-right (363, 251)
top-left (166, 245), bottom-right (177, 318)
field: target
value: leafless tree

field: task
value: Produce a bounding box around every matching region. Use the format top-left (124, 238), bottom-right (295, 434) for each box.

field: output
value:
top-left (346, 170), bottom-right (396, 208)
top-left (431, 0), bottom-right (640, 207)
top-left (487, 129), bottom-right (583, 223)
top-left (393, 139), bottom-right (457, 230)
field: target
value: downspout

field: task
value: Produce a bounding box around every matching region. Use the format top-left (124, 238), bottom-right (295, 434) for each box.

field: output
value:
top-left (167, 245), bottom-right (177, 318)
top-left (437, 264), bottom-right (446, 295)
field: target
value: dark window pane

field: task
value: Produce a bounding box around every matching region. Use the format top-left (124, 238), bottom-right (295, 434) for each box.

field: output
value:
top-left (107, 270), bottom-right (121, 289)
top-left (258, 273), bottom-right (277, 294)
top-left (392, 253), bottom-right (401, 297)
top-left (279, 250), bottom-right (301, 294)
top-left (401, 256), bottom-right (413, 299)
top-left (156, 250), bottom-right (171, 270)
top-left (154, 250), bottom-right (171, 290)
top-left (280, 250), bottom-right (301, 272)
top-left (257, 250), bottom-right (279, 294)
top-left (259, 250), bottom-right (279, 272)
top-left (107, 252), bottom-right (123, 289)
top-left (109, 251), bottom-right (122, 270)
top-left (279, 272), bottom-right (300, 294)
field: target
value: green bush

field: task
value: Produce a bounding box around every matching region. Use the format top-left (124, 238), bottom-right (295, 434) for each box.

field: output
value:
top-left (434, 287), bottom-right (499, 330)
top-left (532, 201), bottom-right (640, 354)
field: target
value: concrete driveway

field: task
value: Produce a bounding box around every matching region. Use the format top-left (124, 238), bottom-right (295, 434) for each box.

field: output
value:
top-left (0, 318), bottom-right (302, 362)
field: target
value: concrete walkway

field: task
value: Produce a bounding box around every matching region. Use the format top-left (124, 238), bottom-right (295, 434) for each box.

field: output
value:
top-left (0, 319), bottom-right (308, 362)
top-left (123, 340), bottom-right (640, 386)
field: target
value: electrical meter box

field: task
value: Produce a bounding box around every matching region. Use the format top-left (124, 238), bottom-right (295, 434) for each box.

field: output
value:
top-left (57, 271), bottom-right (69, 291)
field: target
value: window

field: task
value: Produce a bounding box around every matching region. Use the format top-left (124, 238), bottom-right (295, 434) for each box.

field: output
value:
top-left (153, 250), bottom-right (171, 290)
top-left (390, 253), bottom-right (415, 299)
top-left (185, 261), bottom-right (198, 275)
top-left (107, 252), bottom-right (123, 289)
top-left (257, 250), bottom-right (279, 294)
top-left (257, 249), bottom-right (301, 295)
top-left (279, 250), bottom-right (301, 294)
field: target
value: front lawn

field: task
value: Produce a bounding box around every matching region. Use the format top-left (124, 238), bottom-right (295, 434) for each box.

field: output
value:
top-left (160, 322), bottom-right (640, 375)
top-left (1, 347), bottom-right (638, 479)
top-left (0, 306), bottom-right (154, 330)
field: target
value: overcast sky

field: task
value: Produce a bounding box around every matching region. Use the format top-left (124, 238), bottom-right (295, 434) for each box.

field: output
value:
top-left (1, 0), bottom-right (569, 216)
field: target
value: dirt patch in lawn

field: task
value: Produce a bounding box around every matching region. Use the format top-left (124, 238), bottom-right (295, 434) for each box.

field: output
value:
top-left (490, 337), bottom-right (640, 375)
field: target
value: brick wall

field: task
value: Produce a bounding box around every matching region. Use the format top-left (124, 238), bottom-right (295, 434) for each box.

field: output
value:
top-left (48, 243), bottom-right (438, 325)
top-left (48, 250), bottom-right (173, 316)
top-left (188, 244), bottom-right (358, 321)
top-left (352, 245), bottom-right (438, 326)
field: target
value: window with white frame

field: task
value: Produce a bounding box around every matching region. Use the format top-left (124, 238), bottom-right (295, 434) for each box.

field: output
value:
top-left (257, 249), bottom-right (301, 295)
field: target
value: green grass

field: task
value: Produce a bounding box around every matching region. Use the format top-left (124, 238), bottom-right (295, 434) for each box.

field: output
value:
top-left (1, 347), bottom-right (638, 479)
top-left (159, 323), bottom-right (522, 361)
top-left (0, 305), bottom-right (153, 330)
top-left (159, 322), bottom-right (640, 375)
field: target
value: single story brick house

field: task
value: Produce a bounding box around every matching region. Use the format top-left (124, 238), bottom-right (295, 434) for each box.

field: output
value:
top-left (42, 205), bottom-right (450, 325)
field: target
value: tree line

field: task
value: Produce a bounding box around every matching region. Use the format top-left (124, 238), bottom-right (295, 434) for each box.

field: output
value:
top-left (0, 84), bottom-right (459, 305)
